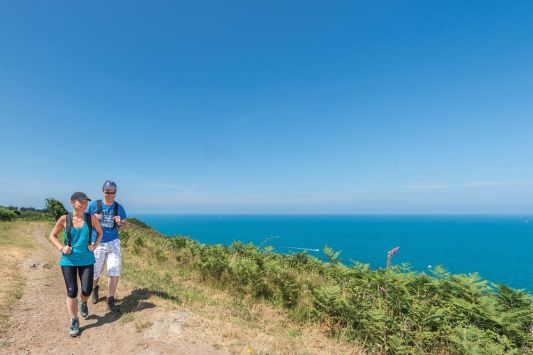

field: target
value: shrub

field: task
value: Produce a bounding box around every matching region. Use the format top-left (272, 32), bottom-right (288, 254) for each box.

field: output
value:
top-left (44, 198), bottom-right (67, 220)
top-left (118, 219), bottom-right (533, 354)
top-left (0, 207), bottom-right (17, 221)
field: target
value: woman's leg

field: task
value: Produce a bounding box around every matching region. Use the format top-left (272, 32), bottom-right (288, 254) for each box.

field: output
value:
top-left (61, 266), bottom-right (79, 318)
top-left (79, 265), bottom-right (94, 302)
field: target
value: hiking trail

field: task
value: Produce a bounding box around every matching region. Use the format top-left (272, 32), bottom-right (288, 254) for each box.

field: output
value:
top-left (0, 222), bottom-right (228, 355)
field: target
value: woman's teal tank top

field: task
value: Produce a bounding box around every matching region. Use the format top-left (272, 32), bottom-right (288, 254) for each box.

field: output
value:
top-left (59, 221), bottom-right (95, 267)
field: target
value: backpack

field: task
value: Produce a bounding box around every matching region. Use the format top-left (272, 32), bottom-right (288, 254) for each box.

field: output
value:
top-left (96, 199), bottom-right (120, 228)
top-left (65, 213), bottom-right (93, 247)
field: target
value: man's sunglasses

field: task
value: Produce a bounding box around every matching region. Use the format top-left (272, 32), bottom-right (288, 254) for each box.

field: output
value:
top-left (105, 191), bottom-right (116, 195)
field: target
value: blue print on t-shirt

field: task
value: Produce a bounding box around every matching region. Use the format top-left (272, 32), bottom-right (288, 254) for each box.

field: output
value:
top-left (100, 211), bottom-right (116, 229)
top-left (86, 201), bottom-right (127, 243)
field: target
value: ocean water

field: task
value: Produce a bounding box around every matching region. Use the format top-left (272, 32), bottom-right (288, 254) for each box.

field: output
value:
top-left (132, 214), bottom-right (533, 291)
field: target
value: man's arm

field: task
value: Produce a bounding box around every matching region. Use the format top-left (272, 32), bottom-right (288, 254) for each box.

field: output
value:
top-left (87, 201), bottom-right (102, 220)
top-left (114, 205), bottom-right (127, 227)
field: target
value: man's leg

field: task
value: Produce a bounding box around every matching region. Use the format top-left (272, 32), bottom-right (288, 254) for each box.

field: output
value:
top-left (108, 276), bottom-right (119, 297)
top-left (106, 239), bottom-right (122, 297)
top-left (106, 239), bottom-right (122, 312)
top-left (92, 242), bottom-right (107, 304)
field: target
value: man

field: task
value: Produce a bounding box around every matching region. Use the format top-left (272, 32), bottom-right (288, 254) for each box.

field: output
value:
top-left (86, 180), bottom-right (127, 313)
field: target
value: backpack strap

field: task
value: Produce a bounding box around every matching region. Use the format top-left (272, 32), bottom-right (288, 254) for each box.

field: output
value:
top-left (113, 202), bottom-right (120, 228)
top-left (95, 200), bottom-right (120, 229)
top-left (66, 213), bottom-right (93, 247)
top-left (85, 213), bottom-right (93, 245)
top-left (65, 213), bottom-right (73, 247)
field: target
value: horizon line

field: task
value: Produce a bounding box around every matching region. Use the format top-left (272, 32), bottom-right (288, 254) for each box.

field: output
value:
top-left (129, 212), bottom-right (533, 216)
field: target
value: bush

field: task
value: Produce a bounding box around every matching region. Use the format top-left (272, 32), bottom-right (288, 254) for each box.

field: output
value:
top-left (118, 219), bottom-right (533, 354)
top-left (45, 198), bottom-right (67, 220)
top-left (0, 207), bottom-right (17, 221)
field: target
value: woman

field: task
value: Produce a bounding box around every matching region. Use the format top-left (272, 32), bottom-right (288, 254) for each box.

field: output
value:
top-left (49, 192), bottom-right (103, 337)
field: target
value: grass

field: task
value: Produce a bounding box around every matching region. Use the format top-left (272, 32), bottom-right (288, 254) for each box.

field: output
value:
top-left (0, 221), bottom-right (39, 331)
top-left (118, 218), bottom-right (533, 354)
top-left (5, 212), bottom-right (532, 354)
top-left (287, 327), bottom-right (302, 337)
top-left (120, 221), bottom-right (362, 354)
top-left (120, 312), bottom-right (135, 324)
top-left (0, 217), bottom-right (359, 353)
top-left (0, 340), bottom-right (11, 349)
top-left (135, 320), bottom-right (153, 332)
top-left (0, 221), bottom-right (38, 249)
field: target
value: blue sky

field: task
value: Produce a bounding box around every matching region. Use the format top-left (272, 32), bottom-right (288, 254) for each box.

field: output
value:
top-left (1, 1), bottom-right (533, 213)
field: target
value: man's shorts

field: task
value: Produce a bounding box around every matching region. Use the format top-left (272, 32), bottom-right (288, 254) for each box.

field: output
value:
top-left (93, 239), bottom-right (121, 279)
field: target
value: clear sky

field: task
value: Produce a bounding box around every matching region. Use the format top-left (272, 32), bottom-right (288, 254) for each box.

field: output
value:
top-left (1, 1), bottom-right (533, 214)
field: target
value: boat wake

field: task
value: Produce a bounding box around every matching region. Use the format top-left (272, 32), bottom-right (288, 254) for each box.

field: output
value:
top-left (286, 247), bottom-right (320, 252)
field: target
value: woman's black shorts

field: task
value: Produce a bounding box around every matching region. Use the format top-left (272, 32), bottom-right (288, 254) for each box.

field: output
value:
top-left (61, 265), bottom-right (94, 298)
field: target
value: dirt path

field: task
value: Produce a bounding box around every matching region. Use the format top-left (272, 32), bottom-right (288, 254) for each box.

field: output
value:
top-left (0, 223), bottom-right (228, 355)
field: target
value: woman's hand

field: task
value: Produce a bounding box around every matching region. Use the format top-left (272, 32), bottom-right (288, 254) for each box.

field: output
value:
top-left (62, 246), bottom-right (72, 254)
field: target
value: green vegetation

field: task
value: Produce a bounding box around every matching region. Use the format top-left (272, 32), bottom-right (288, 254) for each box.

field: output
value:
top-left (121, 218), bottom-right (533, 354)
top-left (0, 197), bottom-right (68, 222)
top-left (0, 208), bottom-right (17, 221)
top-left (2, 200), bottom-right (532, 354)
top-left (0, 205), bottom-right (52, 221)
top-left (44, 198), bottom-right (67, 220)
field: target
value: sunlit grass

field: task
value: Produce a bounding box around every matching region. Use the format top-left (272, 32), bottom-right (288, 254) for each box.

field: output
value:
top-left (0, 221), bottom-right (39, 331)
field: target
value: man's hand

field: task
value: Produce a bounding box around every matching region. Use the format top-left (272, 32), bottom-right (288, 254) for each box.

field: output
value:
top-left (114, 216), bottom-right (125, 227)
top-left (88, 244), bottom-right (96, 252)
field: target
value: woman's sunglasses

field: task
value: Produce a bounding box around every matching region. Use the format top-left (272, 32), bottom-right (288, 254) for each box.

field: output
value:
top-left (105, 191), bottom-right (116, 195)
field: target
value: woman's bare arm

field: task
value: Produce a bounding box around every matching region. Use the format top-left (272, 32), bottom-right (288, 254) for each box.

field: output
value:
top-left (49, 215), bottom-right (67, 252)
top-left (92, 214), bottom-right (103, 247)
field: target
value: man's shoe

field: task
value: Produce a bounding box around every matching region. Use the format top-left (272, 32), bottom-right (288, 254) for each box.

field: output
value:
top-left (107, 296), bottom-right (121, 313)
top-left (79, 299), bottom-right (89, 318)
top-left (69, 318), bottom-right (80, 337)
top-left (91, 285), bottom-right (99, 304)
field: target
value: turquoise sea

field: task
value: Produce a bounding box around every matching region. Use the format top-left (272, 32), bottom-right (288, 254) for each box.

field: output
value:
top-left (133, 214), bottom-right (533, 292)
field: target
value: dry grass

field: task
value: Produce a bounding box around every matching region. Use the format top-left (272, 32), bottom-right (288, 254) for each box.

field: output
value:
top-left (121, 247), bottom-right (364, 354)
top-left (120, 312), bottom-right (135, 324)
top-left (178, 287), bottom-right (363, 354)
top-left (0, 221), bottom-right (38, 331)
top-left (135, 319), bottom-right (153, 332)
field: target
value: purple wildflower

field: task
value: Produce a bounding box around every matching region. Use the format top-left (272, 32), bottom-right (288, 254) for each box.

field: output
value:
top-left (388, 247), bottom-right (400, 257)
top-left (379, 287), bottom-right (386, 294)
top-left (386, 246), bottom-right (400, 271)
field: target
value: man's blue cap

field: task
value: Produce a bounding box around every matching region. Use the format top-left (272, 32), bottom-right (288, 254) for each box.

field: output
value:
top-left (102, 180), bottom-right (117, 191)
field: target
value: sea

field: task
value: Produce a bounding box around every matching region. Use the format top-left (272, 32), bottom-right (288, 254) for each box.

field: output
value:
top-left (132, 214), bottom-right (533, 292)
